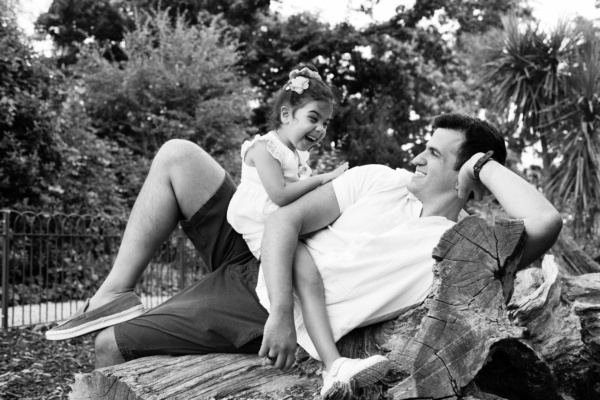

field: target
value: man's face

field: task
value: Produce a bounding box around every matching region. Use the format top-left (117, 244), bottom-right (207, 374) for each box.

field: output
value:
top-left (407, 128), bottom-right (464, 201)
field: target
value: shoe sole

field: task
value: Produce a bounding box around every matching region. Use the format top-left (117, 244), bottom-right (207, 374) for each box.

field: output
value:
top-left (351, 358), bottom-right (390, 387)
top-left (45, 305), bottom-right (145, 340)
top-left (322, 357), bottom-right (391, 398)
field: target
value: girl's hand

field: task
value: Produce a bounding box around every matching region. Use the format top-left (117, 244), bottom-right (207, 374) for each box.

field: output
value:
top-left (321, 162), bottom-right (349, 185)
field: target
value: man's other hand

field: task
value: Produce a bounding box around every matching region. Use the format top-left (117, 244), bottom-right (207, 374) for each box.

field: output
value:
top-left (258, 311), bottom-right (297, 371)
top-left (457, 152), bottom-right (491, 201)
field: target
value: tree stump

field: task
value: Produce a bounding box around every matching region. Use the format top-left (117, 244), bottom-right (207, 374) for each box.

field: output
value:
top-left (68, 217), bottom-right (600, 399)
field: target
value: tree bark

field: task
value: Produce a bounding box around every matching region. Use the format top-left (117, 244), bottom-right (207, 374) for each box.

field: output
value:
top-left (508, 256), bottom-right (600, 400)
top-left (69, 217), bottom-right (600, 399)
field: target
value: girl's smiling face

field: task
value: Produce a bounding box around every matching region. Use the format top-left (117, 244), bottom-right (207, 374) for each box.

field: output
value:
top-left (278, 100), bottom-right (333, 152)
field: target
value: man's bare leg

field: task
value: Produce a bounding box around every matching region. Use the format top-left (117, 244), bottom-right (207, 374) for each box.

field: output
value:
top-left (88, 139), bottom-right (226, 310)
top-left (94, 327), bottom-right (124, 368)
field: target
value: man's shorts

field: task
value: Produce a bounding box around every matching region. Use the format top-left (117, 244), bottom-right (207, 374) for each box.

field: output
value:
top-left (114, 173), bottom-right (269, 361)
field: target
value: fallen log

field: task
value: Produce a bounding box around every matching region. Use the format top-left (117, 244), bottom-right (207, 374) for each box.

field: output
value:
top-left (552, 231), bottom-right (600, 275)
top-left (508, 256), bottom-right (600, 400)
top-left (68, 217), bottom-right (599, 399)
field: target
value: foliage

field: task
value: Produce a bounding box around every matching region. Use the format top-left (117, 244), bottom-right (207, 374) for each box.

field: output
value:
top-left (545, 25), bottom-right (600, 238)
top-left (126, 0), bottom-right (271, 27)
top-left (36, 0), bottom-right (132, 66)
top-left (73, 9), bottom-right (253, 176)
top-left (35, 0), bottom-right (271, 66)
top-left (10, 0), bottom-right (568, 222)
top-left (474, 15), bottom-right (600, 239)
top-left (0, 12), bottom-right (139, 216)
top-left (33, 0), bottom-right (533, 174)
top-left (239, 8), bottom-right (478, 169)
top-left (474, 16), bottom-right (573, 170)
top-left (0, 16), bottom-right (62, 211)
top-left (394, 0), bottom-right (531, 37)
top-left (50, 84), bottom-right (148, 214)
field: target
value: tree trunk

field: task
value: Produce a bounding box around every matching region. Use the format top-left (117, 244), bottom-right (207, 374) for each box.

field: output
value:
top-left (69, 217), bottom-right (600, 399)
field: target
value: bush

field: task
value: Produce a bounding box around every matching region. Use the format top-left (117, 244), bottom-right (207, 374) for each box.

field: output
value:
top-left (73, 9), bottom-right (254, 180)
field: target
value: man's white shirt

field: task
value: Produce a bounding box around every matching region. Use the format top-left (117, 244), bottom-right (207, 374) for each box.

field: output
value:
top-left (255, 165), bottom-right (457, 359)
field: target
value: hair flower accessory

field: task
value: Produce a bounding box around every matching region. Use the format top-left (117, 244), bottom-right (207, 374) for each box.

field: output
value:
top-left (289, 67), bottom-right (322, 81)
top-left (286, 76), bottom-right (310, 94)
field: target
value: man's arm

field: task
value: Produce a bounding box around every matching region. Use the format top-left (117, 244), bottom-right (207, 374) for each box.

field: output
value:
top-left (258, 182), bottom-right (341, 370)
top-left (458, 153), bottom-right (563, 268)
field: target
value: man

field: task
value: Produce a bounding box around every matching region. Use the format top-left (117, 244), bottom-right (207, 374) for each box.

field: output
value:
top-left (46, 114), bottom-right (562, 370)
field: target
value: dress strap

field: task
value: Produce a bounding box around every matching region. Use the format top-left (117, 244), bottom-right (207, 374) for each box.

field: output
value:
top-left (240, 132), bottom-right (289, 164)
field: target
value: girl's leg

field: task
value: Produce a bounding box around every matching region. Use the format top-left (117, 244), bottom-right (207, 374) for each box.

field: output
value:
top-left (292, 242), bottom-right (341, 370)
top-left (89, 139), bottom-right (226, 310)
top-left (293, 243), bottom-right (391, 397)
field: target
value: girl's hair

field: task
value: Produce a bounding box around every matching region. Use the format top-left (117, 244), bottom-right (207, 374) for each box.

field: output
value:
top-left (269, 63), bottom-right (337, 131)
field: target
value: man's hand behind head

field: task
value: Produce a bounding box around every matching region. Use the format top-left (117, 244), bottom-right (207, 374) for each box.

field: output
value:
top-left (457, 152), bottom-right (492, 201)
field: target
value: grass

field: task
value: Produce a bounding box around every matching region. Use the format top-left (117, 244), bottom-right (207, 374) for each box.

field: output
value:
top-left (0, 324), bottom-right (95, 399)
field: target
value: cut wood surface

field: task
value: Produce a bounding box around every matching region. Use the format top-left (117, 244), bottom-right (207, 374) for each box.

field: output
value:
top-left (69, 217), bottom-right (600, 399)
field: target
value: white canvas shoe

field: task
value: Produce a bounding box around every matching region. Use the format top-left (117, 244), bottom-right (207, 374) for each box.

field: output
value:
top-left (320, 355), bottom-right (390, 398)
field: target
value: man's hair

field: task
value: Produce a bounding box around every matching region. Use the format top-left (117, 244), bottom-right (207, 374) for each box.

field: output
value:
top-left (269, 63), bottom-right (337, 131)
top-left (432, 113), bottom-right (507, 171)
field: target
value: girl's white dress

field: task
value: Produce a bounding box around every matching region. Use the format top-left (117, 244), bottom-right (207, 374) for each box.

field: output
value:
top-left (227, 131), bottom-right (312, 259)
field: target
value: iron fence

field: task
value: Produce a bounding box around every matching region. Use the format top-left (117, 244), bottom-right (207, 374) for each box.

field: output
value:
top-left (0, 209), bottom-right (207, 329)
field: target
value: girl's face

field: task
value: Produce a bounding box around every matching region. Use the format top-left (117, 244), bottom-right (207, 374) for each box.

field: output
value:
top-left (279, 100), bottom-right (333, 152)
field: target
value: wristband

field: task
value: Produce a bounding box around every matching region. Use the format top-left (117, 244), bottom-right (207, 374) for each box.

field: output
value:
top-left (473, 150), bottom-right (494, 180)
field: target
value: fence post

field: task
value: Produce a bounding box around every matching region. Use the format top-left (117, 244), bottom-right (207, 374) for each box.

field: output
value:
top-left (1, 210), bottom-right (10, 330)
top-left (177, 227), bottom-right (186, 291)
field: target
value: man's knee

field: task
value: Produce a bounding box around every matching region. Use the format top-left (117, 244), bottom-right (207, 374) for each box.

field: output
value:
top-left (154, 139), bottom-right (223, 180)
top-left (154, 139), bottom-right (226, 218)
top-left (154, 139), bottom-right (200, 167)
top-left (94, 327), bottom-right (126, 368)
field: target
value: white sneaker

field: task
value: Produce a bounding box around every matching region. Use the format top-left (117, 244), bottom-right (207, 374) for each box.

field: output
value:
top-left (320, 355), bottom-right (390, 398)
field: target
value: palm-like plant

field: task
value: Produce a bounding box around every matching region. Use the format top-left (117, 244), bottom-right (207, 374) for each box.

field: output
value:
top-left (546, 31), bottom-right (600, 238)
top-left (475, 15), bottom-right (600, 242)
top-left (478, 16), bottom-right (573, 171)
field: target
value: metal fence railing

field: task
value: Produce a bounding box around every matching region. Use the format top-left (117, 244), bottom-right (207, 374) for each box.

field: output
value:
top-left (0, 209), bottom-right (207, 329)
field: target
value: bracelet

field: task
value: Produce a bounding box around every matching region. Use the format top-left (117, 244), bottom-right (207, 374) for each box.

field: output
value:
top-left (473, 150), bottom-right (494, 180)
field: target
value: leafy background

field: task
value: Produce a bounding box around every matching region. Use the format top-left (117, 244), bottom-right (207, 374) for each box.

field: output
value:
top-left (2, 0), bottom-right (600, 398)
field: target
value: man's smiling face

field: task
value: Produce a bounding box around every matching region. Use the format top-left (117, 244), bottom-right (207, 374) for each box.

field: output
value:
top-left (407, 128), bottom-right (464, 202)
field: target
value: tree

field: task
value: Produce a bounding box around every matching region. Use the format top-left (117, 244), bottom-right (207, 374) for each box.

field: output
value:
top-left (474, 14), bottom-right (600, 246)
top-left (35, 0), bottom-right (271, 66)
top-left (238, 9), bottom-right (470, 169)
top-left (35, 0), bottom-right (131, 65)
top-left (126, 0), bottom-right (270, 28)
top-left (0, 13), bottom-right (62, 210)
top-left (50, 80), bottom-right (147, 215)
top-left (475, 16), bottom-right (573, 174)
top-left (73, 9), bottom-right (253, 173)
top-left (545, 24), bottom-right (600, 239)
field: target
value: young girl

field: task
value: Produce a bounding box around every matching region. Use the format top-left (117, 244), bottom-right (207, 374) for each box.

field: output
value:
top-left (227, 64), bottom-right (390, 397)
top-left (226, 65), bottom-right (347, 260)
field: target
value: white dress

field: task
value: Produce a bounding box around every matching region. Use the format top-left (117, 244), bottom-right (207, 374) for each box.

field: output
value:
top-left (227, 131), bottom-right (312, 259)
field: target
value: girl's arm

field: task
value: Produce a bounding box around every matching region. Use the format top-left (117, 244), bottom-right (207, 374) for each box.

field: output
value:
top-left (247, 141), bottom-right (348, 207)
